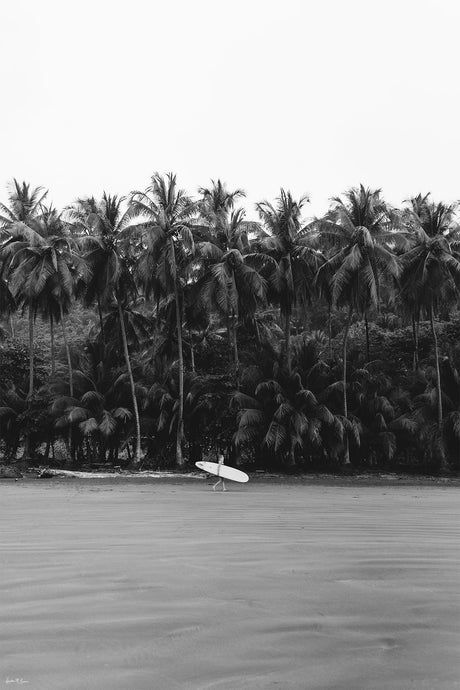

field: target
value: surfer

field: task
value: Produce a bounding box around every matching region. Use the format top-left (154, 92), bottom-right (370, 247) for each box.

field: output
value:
top-left (213, 452), bottom-right (227, 492)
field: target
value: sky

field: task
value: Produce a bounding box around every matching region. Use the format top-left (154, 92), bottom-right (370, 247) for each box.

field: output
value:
top-left (1, 0), bottom-right (459, 220)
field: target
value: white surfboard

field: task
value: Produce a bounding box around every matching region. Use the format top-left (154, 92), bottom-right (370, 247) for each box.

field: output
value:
top-left (195, 461), bottom-right (249, 483)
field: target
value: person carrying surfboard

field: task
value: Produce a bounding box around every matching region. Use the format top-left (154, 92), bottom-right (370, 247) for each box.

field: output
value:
top-left (213, 452), bottom-right (227, 492)
top-left (195, 456), bottom-right (248, 487)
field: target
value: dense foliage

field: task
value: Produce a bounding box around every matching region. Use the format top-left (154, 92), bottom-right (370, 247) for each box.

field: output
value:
top-left (1, 178), bottom-right (459, 473)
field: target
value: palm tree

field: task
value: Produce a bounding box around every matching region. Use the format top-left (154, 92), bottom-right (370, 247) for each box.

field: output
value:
top-left (0, 180), bottom-right (48, 229)
top-left (0, 180), bottom-right (48, 398)
top-left (1, 204), bottom-right (85, 461)
top-left (77, 193), bottom-right (143, 465)
top-left (4, 207), bottom-right (82, 392)
top-left (131, 173), bottom-right (198, 466)
top-left (66, 196), bottom-right (110, 340)
top-left (348, 366), bottom-right (399, 467)
top-left (316, 185), bottom-right (403, 361)
top-left (315, 189), bottom-right (401, 462)
top-left (201, 248), bottom-right (266, 381)
top-left (198, 179), bottom-right (245, 235)
top-left (404, 194), bottom-right (458, 240)
top-left (37, 206), bottom-right (86, 388)
top-left (1, 225), bottom-right (48, 400)
top-left (437, 359), bottom-right (460, 468)
top-left (49, 344), bottom-right (134, 466)
top-left (148, 369), bottom-right (212, 465)
top-left (256, 190), bottom-right (321, 372)
top-left (399, 208), bottom-right (460, 430)
top-left (401, 194), bottom-right (460, 368)
top-left (101, 302), bottom-right (151, 355)
top-left (0, 388), bottom-right (28, 460)
top-left (409, 358), bottom-right (460, 470)
top-left (196, 187), bottom-right (267, 380)
top-left (232, 371), bottom-right (342, 469)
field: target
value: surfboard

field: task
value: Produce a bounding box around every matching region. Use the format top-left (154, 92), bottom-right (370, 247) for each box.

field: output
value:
top-left (195, 461), bottom-right (249, 483)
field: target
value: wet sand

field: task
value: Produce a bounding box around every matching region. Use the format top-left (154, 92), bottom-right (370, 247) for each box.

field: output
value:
top-left (1, 480), bottom-right (459, 689)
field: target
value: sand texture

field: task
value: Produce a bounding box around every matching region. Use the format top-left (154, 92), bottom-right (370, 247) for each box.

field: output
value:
top-left (1, 480), bottom-right (459, 689)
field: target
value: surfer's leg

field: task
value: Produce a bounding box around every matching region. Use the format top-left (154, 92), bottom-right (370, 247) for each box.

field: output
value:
top-left (222, 479), bottom-right (227, 491)
top-left (212, 479), bottom-right (221, 491)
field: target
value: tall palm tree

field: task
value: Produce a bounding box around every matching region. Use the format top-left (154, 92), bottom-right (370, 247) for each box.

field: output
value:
top-left (317, 185), bottom-right (403, 361)
top-left (197, 183), bottom-right (266, 379)
top-left (402, 194), bottom-right (459, 368)
top-left (35, 206), bottom-right (85, 388)
top-left (256, 190), bottom-right (320, 373)
top-left (77, 193), bottom-right (143, 465)
top-left (1, 225), bottom-right (49, 399)
top-left (0, 180), bottom-right (48, 398)
top-left (131, 173), bottom-right (198, 466)
top-left (66, 196), bottom-right (109, 339)
top-left (5, 207), bottom-right (81, 391)
top-left (399, 212), bottom-right (460, 430)
top-left (315, 191), bottom-right (401, 462)
top-left (1, 204), bottom-right (85, 462)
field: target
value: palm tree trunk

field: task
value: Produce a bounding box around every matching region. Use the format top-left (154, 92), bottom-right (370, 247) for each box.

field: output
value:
top-left (24, 304), bottom-right (35, 459)
top-left (117, 300), bottom-right (142, 465)
top-left (430, 305), bottom-right (443, 428)
top-left (59, 304), bottom-right (73, 397)
top-left (189, 329), bottom-right (195, 374)
top-left (173, 274), bottom-right (185, 467)
top-left (9, 315), bottom-right (15, 339)
top-left (28, 304), bottom-right (34, 398)
top-left (168, 236), bottom-right (185, 466)
top-left (285, 304), bottom-right (292, 373)
top-left (342, 306), bottom-right (353, 464)
top-left (364, 312), bottom-right (370, 362)
top-left (328, 304), bottom-right (332, 361)
top-left (59, 305), bottom-right (74, 463)
top-left (412, 314), bottom-right (420, 371)
top-left (50, 313), bottom-right (55, 376)
top-left (232, 311), bottom-right (239, 386)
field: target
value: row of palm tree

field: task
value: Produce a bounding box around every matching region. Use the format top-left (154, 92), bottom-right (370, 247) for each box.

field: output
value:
top-left (0, 176), bottom-right (459, 471)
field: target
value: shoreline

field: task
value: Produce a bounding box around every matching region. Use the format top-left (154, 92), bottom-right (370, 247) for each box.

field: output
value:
top-left (2, 467), bottom-right (460, 487)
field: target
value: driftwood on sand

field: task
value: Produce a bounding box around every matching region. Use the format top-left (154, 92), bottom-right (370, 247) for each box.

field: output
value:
top-left (38, 468), bottom-right (202, 479)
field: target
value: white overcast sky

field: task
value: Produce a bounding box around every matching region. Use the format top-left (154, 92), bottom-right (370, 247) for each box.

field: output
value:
top-left (1, 0), bottom-right (459, 219)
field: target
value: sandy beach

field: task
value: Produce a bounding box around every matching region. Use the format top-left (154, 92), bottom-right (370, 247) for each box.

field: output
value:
top-left (1, 478), bottom-right (459, 689)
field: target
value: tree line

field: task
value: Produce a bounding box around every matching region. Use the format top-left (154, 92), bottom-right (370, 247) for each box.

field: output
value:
top-left (0, 176), bottom-right (459, 473)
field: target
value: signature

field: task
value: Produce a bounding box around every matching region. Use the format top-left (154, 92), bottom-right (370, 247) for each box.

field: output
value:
top-left (5, 680), bottom-right (29, 685)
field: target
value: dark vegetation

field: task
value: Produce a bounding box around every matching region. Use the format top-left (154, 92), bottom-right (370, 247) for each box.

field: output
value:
top-left (0, 178), bottom-right (459, 474)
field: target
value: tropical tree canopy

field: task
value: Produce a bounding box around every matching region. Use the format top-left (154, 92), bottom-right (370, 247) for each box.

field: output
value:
top-left (0, 176), bottom-right (459, 473)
